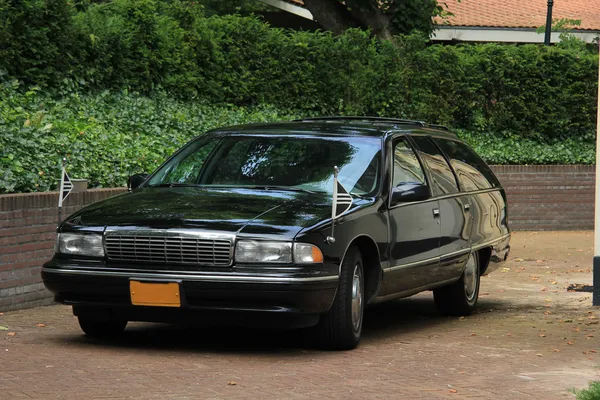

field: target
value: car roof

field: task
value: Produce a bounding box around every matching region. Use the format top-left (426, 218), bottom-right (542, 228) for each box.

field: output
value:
top-left (208, 116), bottom-right (459, 139)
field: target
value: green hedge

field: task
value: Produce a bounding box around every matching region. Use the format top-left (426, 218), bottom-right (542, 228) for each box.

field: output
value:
top-left (0, 0), bottom-right (597, 142)
top-left (0, 83), bottom-right (299, 193)
top-left (0, 83), bottom-right (595, 194)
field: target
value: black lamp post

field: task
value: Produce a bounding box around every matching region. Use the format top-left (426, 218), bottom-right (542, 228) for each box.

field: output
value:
top-left (544, 0), bottom-right (554, 45)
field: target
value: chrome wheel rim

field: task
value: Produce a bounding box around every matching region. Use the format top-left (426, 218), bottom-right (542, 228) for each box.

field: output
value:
top-left (351, 263), bottom-right (363, 331)
top-left (464, 253), bottom-right (478, 301)
top-left (352, 264), bottom-right (363, 332)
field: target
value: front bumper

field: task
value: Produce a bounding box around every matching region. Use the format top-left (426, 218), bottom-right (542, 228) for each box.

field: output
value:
top-left (42, 259), bottom-right (339, 321)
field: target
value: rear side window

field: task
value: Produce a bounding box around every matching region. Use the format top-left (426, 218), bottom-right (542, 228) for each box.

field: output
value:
top-left (392, 139), bottom-right (427, 187)
top-left (410, 136), bottom-right (459, 196)
top-left (433, 139), bottom-right (500, 191)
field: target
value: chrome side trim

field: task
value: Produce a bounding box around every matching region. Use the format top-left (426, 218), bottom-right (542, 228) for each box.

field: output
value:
top-left (382, 233), bottom-right (510, 273)
top-left (471, 233), bottom-right (511, 251)
top-left (42, 267), bottom-right (339, 284)
top-left (383, 255), bottom-right (439, 273)
top-left (440, 247), bottom-right (471, 260)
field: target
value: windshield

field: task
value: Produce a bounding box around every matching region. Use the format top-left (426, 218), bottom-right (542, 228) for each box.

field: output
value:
top-left (147, 134), bottom-right (382, 195)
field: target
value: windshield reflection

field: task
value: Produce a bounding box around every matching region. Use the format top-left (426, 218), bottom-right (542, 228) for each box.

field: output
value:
top-left (147, 135), bottom-right (382, 195)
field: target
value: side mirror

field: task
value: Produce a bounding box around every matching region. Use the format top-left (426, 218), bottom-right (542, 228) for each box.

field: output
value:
top-left (128, 173), bottom-right (149, 191)
top-left (391, 182), bottom-right (430, 205)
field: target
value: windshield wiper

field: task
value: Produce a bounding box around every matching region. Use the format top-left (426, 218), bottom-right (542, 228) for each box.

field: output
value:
top-left (147, 183), bottom-right (199, 188)
top-left (251, 185), bottom-right (324, 194)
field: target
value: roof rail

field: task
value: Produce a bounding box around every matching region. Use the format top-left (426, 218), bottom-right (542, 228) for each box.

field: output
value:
top-left (293, 116), bottom-right (425, 126)
top-left (293, 116), bottom-right (449, 131)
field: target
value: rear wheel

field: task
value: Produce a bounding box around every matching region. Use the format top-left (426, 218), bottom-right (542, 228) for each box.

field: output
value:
top-left (78, 316), bottom-right (127, 338)
top-left (314, 246), bottom-right (364, 350)
top-left (433, 252), bottom-right (480, 316)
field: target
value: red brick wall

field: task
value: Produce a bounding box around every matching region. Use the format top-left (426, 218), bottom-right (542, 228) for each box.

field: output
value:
top-left (0, 165), bottom-right (595, 311)
top-left (490, 165), bottom-right (595, 231)
top-left (0, 188), bottom-right (126, 311)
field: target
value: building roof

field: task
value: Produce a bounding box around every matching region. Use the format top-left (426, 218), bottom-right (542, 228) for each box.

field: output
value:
top-left (279, 0), bottom-right (600, 31)
top-left (441, 0), bottom-right (600, 31)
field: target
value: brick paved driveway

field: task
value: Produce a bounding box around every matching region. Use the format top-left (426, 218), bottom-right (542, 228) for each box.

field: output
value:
top-left (1, 231), bottom-right (598, 399)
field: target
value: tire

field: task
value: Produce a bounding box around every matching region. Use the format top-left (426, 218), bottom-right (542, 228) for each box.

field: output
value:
top-left (433, 252), bottom-right (480, 316)
top-left (314, 245), bottom-right (364, 350)
top-left (78, 316), bottom-right (127, 338)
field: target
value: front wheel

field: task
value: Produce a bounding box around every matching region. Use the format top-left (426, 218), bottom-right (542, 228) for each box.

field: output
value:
top-left (433, 252), bottom-right (480, 316)
top-left (314, 245), bottom-right (364, 350)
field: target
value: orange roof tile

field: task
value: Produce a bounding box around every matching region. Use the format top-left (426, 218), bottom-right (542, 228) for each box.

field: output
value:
top-left (441, 0), bottom-right (600, 31)
top-left (285, 0), bottom-right (600, 31)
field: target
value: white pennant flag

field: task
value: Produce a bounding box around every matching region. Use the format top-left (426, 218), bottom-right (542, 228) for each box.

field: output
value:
top-left (332, 167), bottom-right (353, 220)
top-left (58, 166), bottom-right (73, 208)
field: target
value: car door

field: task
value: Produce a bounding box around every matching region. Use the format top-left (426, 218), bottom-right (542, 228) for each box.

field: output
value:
top-left (433, 137), bottom-right (503, 248)
top-left (409, 134), bottom-right (472, 282)
top-left (384, 136), bottom-right (441, 295)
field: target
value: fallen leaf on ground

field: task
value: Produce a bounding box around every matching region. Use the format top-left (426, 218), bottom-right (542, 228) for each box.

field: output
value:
top-left (470, 333), bottom-right (477, 336)
top-left (7, 332), bottom-right (16, 337)
top-left (449, 389), bottom-right (457, 393)
top-left (227, 381), bottom-right (237, 386)
top-left (541, 287), bottom-right (548, 292)
top-left (458, 371), bottom-right (465, 375)
top-left (589, 350), bottom-right (597, 353)
top-left (544, 311), bottom-right (552, 315)
top-left (552, 348), bottom-right (560, 352)
top-left (589, 316), bottom-right (598, 320)
top-left (506, 333), bottom-right (512, 336)
top-left (536, 353), bottom-right (543, 357)
top-left (480, 292), bottom-right (490, 296)
top-left (36, 323), bottom-right (46, 328)
top-left (567, 341), bottom-right (575, 346)
top-left (539, 334), bottom-right (546, 337)
top-left (573, 328), bottom-right (581, 332)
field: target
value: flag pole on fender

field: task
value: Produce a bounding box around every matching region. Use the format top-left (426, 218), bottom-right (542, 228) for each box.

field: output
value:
top-left (326, 166), bottom-right (353, 245)
top-left (58, 158), bottom-right (73, 226)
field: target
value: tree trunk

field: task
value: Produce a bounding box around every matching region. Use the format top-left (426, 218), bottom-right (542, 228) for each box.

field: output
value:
top-left (302, 0), bottom-right (361, 35)
top-left (345, 0), bottom-right (395, 40)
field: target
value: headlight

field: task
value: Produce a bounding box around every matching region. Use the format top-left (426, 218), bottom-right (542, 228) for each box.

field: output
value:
top-left (234, 241), bottom-right (323, 264)
top-left (235, 241), bottom-right (292, 263)
top-left (57, 233), bottom-right (105, 257)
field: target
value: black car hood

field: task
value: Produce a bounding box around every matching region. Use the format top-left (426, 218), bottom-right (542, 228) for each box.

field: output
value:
top-left (63, 187), bottom-right (341, 239)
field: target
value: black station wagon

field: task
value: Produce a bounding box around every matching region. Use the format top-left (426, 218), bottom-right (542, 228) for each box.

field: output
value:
top-left (42, 117), bottom-right (511, 350)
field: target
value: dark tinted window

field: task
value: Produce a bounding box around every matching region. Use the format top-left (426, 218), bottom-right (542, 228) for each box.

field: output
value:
top-left (410, 136), bottom-right (459, 195)
top-left (392, 139), bottom-right (426, 187)
top-left (433, 139), bottom-right (499, 191)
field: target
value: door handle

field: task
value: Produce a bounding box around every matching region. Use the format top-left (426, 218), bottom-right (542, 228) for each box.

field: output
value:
top-left (432, 208), bottom-right (440, 218)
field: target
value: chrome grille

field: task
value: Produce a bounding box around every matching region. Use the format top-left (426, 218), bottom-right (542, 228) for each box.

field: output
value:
top-left (105, 235), bottom-right (232, 266)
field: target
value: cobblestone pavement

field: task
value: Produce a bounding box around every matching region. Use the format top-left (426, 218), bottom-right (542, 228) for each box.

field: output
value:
top-left (1, 231), bottom-right (598, 399)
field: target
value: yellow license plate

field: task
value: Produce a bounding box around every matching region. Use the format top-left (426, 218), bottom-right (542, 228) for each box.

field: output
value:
top-left (130, 281), bottom-right (181, 307)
